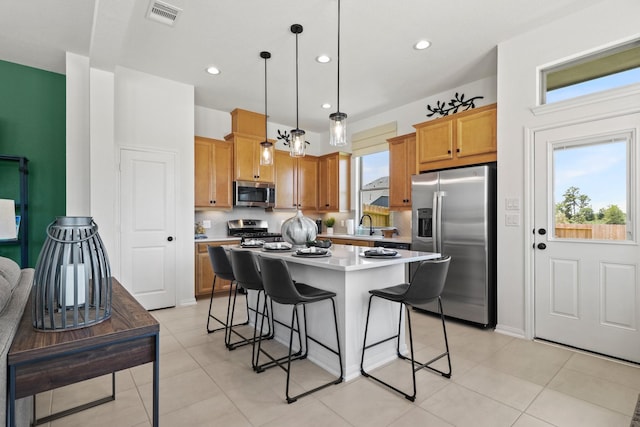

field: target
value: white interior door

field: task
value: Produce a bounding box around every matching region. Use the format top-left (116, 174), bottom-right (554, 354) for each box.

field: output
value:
top-left (120, 148), bottom-right (177, 309)
top-left (533, 113), bottom-right (640, 363)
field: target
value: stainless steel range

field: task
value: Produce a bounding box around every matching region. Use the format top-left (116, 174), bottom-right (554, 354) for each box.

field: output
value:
top-left (227, 219), bottom-right (283, 242)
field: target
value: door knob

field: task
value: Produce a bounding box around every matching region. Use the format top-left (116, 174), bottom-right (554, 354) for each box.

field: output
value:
top-left (537, 243), bottom-right (546, 250)
top-left (167, 236), bottom-right (174, 242)
top-left (538, 228), bottom-right (546, 235)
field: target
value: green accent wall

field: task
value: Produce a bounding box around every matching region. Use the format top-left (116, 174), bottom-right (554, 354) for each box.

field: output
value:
top-left (0, 59), bottom-right (66, 268)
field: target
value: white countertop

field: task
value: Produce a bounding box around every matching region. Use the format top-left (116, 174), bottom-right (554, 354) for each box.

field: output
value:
top-left (317, 233), bottom-right (412, 244)
top-left (225, 243), bottom-right (439, 272)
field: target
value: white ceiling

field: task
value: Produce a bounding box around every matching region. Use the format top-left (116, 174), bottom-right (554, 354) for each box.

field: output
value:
top-left (1, 0), bottom-right (603, 132)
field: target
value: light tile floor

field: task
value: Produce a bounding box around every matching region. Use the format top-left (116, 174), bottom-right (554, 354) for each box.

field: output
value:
top-left (33, 295), bottom-right (640, 427)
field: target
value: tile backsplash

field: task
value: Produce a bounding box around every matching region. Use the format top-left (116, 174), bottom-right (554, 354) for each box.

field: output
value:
top-left (195, 208), bottom-right (412, 238)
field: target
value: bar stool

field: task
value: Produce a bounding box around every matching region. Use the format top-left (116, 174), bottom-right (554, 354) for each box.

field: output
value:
top-left (360, 256), bottom-right (452, 402)
top-left (227, 250), bottom-right (274, 358)
top-left (256, 255), bottom-right (343, 403)
top-left (206, 246), bottom-right (248, 334)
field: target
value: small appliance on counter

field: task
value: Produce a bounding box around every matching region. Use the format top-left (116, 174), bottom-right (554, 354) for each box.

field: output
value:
top-left (227, 219), bottom-right (283, 243)
top-left (345, 219), bottom-right (355, 235)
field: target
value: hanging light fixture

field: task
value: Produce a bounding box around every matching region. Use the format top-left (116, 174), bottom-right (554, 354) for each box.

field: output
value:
top-left (329, 0), bottom-right (347, 147)
top-left (259, 51), bottom-right (274, 166)
top-left (290, 24), bottom-right (306, 157)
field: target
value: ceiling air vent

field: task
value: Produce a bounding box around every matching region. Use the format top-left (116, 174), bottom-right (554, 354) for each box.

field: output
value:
top-left (146, 0), bottom-right (182, 26)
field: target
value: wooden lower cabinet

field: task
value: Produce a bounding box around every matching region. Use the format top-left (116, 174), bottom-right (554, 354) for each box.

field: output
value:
top-left (195, 240), bottom-right (240, 298)
top-left (328, 238), bottom-right (374, 247)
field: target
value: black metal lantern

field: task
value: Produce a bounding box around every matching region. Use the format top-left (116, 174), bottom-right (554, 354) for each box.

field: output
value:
top-left (32, 216), bottom-right (112, 331)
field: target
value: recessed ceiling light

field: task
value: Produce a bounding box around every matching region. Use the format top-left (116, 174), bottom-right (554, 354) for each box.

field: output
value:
top-left (316, 55), bottom-right (331, 63)
top-left (414, 40), bottom-right (431, 50)
top-left (205, 66), bottom-right (221, 75)
top-left (322, 103), bottom-right (331, 109)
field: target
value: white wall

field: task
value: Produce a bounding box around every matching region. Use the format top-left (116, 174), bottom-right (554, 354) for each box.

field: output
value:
top-left (496, 0), bottom-right (640, 337)
top-left (347, 76), bottom-right (497, 139)
top-left (114, 66), bottom-right (195, 306)
top-left (89, 68), bottom-right (116, 266)
top-left (66, 52), bottom-right (91, 216)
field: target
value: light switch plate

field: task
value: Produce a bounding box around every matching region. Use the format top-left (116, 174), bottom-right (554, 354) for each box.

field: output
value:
top-left (505, 198), bottom-right (520, 211)
top-left (505, 214), bottom-right (520, 226)
top-left (202, 220), bottom-right (211, 229)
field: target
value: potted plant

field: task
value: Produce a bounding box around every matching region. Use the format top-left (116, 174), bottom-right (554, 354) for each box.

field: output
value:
top-left (324, 217), bottom-right (335, 235)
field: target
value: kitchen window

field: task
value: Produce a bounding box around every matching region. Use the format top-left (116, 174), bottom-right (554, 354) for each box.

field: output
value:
top-left (540, 39), bottom-right (640, 104)
top-left (351, 123), bottom-right (396, 229)
top-left (356, 151), bottom-right (390, 228)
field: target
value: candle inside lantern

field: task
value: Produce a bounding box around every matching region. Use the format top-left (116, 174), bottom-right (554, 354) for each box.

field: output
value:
top-left (61, 263), bottom-right (86, 307)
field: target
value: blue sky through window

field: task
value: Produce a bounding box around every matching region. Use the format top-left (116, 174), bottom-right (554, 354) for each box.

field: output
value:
top-left (547, 68), bottom-right (640, 103)
top-left (361, 151), bottom-right (389, 185)
top-left (554, 139), bottom-right (627, 213)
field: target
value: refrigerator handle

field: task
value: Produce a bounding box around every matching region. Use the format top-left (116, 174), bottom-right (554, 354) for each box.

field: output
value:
top-left (435, 191), bottom-right (445, 254)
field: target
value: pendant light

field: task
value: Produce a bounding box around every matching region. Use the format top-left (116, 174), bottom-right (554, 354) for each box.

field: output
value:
top-left (259, 51), bottom-right (274, 166)
top-left (290, 24), bottom-right (306, 157)
top-left (329, 0), bottom-right (347, 146)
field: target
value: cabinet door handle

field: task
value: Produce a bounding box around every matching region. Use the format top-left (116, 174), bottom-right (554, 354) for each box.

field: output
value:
top-left (456, 148), bottom-right (460, 153)
top-left (447, 150), bottom-right (451, 154)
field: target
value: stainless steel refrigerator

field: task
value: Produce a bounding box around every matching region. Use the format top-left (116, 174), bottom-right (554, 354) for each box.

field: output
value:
top-left (411, 164), bottom-right (496, 327)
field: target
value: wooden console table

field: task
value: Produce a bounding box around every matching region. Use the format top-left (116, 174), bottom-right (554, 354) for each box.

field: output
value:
top-left (7, 279), bottom-right (159, 427)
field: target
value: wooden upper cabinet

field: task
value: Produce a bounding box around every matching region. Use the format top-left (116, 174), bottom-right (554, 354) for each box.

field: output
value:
top-left (274, 150), bottom-right (318, 210)
top-left (414, 103), bottom-right (496, 172)
top-left (456, 106), bottom-right (497, 158)
top-left (194, 136), bottom-right (233, 208)
top-left (274, 150), bottom-right (297, 209)
top-left (225, 133), bottom-right (274, 183)
top-left (388, 133), bottom-right (416, 210)
top-left (231, 108), bottom-right (265, 136)
top-left (318, 152), bottom-right (351, 212)
top-left (297, 155), bottom-right (319, 211)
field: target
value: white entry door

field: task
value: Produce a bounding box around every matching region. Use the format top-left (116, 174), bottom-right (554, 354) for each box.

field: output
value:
top-left (120, 148), bottom-right (177, 310)
top-left (533, 113), bottom-right (640, 363)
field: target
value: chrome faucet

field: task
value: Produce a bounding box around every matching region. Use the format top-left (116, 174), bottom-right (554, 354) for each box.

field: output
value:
top-left (359, 214), bottom-right (374, 236)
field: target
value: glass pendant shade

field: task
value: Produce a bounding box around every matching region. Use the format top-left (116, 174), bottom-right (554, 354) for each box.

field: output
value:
top-left (329, 112), bottom-right (347, 146)
top-left (329, 0), bottom-right (348, 147)
top-left (290, 129), bottom-right (306, 157)
top-left (289, 24), bottom-right (307, 158)
top-left (259, 51), bottom-right (273, 165)
top-left (260, 141), bottom-right (274, 165)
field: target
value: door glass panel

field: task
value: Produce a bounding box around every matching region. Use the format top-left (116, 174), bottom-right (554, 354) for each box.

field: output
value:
top-left (552, 134), bottom-right (631, 240)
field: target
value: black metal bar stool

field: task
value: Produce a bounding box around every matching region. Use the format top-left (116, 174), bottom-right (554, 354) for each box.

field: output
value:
top-left (256, 256), bottom-right (343, 403)
top-left (360, 255), bottom-right (452, 402)
top-left (206, 246), bottom-right (248, 334)
top-left (227, 250), bottom-right (275, 358)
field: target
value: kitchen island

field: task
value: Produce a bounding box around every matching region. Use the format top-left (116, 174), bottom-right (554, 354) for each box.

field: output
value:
top-left (228, 243), bottom-right (440, 381)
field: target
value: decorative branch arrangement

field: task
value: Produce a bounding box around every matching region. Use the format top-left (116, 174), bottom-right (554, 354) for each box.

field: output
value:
top-left (426, 93), bottom-right (484, 118)
top-left (277, 129), bottom-right (311, 146)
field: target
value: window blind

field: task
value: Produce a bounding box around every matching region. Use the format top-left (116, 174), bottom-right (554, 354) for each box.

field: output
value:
top-left (351, 122), bottom-right (397, 157)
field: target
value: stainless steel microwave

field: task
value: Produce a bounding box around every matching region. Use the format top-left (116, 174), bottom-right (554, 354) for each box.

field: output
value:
top-left (233, 181), bottom-right (275, 208)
